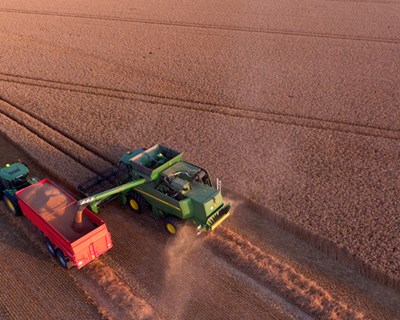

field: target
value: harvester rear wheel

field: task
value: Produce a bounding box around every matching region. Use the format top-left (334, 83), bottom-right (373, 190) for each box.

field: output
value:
top-left (128, 191), bottom-right (145, 214)
top-left (4, 195), bottom-right (21, 216)
top-left (164, 217), bottom-right (179, 235)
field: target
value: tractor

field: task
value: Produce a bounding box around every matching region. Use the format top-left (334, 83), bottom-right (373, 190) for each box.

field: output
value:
top-left (0, 162), bottom-right (38, 215)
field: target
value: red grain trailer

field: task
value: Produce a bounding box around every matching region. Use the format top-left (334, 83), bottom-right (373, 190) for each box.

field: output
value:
top-left (15, 179), bottom-right (112, 269)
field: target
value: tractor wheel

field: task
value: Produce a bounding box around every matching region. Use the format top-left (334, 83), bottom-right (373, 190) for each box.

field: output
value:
top-left (45, 238), bottom-right (56, 256)
top-left (4, 195), bottom-right (21, 216)
top-left (56, 249), bottom-right (71, 269)
top-left (128, 191), bottom-right (146, 214)
top-left (164, 217), bottom-right (179, 235)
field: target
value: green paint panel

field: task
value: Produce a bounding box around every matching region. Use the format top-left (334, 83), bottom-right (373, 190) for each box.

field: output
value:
top-left (0, 163), bottom-right (29, 181)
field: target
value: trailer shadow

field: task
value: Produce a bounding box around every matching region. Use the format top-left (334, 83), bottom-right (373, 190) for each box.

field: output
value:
top-left (0, 208), bottom-right (55, 264)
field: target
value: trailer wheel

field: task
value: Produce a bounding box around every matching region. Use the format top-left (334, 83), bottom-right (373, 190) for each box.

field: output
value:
top-left (128, 191), bottom-right (145, 214)
top-left (56, 250), bottom-right (71, 269)
top-left (45, 238), bottom-right (56, 256)
top-left (4, 195), bottom-right (21, 216)
top-left (164, 217), bottom-right (179, 235)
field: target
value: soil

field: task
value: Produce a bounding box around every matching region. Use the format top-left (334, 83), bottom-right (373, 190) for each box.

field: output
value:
top-left (0, 1), bottom-right (399, 319)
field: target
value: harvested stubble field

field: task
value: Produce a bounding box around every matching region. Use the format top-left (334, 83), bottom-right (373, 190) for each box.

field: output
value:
top-left (0, 0), bottom-right (400, 319)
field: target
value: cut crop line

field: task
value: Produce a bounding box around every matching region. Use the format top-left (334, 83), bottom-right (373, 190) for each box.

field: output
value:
top-left (1, 73), bottom-right (400, 141)
top-left (0, 97), bottom-right (115, 175)
top-left (0, 8), bottom-right (399, 44)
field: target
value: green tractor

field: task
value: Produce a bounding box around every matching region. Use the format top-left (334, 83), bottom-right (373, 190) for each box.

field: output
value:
top-left (0, 163), bottom-right (38, 215)
top-left (77, 145), bottom-right (230, 235)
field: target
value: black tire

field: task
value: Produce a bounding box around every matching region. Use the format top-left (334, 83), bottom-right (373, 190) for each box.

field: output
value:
top-left (164, 217), bottom-right (179, 235)
top-left (56, 249), bottom-right (70, 269)
top-left (4, 195), bottom-right (21, 216)
top-left (45, 238), bottom-right (56, 256)
top-left (128, 191), bottom-right (146, 214)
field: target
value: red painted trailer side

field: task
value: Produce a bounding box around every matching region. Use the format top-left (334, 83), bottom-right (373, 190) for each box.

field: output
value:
top-left (16, 179), bottom-right (112, 269)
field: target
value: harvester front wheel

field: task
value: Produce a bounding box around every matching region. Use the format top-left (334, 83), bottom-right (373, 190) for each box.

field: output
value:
top-left (128, 192), bottom-right (145, 214)
top-left (4, 195), bottom-right (21, 216)
top-left (164, 217), bottom-right (179, 235)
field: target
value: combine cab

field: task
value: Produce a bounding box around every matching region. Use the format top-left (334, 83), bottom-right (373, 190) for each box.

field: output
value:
top-left (78, 144), bottom-right (230, 234)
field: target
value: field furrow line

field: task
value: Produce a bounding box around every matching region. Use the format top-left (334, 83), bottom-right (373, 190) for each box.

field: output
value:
top-left (1, 73), bottom-right (400, 141)
top-left (0, 8), bottom-right (399, 44)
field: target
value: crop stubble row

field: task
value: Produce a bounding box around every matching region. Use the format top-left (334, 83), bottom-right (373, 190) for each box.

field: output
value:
top-left (1, 79), bottom-right (399, 292)
top-left (2, 96), bottom-right (394, 319)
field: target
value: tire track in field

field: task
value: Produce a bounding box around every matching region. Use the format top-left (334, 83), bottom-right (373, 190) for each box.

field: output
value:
top-left (0, 8), bottom-right (399, 44)
top-left (1, 73), bottom-right (400, 141)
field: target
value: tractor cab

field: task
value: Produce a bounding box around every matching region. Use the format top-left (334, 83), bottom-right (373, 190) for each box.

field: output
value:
top-left (0, 163), bottom-right (32, 195)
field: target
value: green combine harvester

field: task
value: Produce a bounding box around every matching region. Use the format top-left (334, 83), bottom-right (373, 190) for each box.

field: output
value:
top-left (0, 162), bottom-right (38, 215)
top-left (76, 144), bottom-right (231, 234)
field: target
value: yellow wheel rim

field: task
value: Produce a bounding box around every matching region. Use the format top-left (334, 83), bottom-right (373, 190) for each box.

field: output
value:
top-left (166, 223), bottom-right (176, 234)
top-left (129, 199), bottom-right (139, 211)
top-left (6, 198), bottom-right (16, 213)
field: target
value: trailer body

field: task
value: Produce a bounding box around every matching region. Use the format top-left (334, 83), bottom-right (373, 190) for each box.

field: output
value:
top-left (16, 179), bottom-right (112, 269)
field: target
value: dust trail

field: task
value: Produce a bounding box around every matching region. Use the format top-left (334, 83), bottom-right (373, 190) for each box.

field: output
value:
top-left (160, 224), bottom-right (205, 320)
top-left (223, 193), bottom-right (244, 216)
top-left (208, 228), bottom-right (365, 320)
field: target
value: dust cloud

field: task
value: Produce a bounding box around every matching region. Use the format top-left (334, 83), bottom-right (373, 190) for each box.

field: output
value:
top-left (223, 194), bottom-right (244, 216)
top-left (160, 224), bottom-right (205, 320)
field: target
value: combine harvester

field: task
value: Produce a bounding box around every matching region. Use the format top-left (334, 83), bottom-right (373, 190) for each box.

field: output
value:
top-left (77, 144), bottom-right (231, 234)
top-left (0, 163), bottom-right (112, 269)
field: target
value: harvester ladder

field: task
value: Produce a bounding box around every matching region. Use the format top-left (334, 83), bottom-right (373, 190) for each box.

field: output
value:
top-left (216, 178), bottom-right (222, 192)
